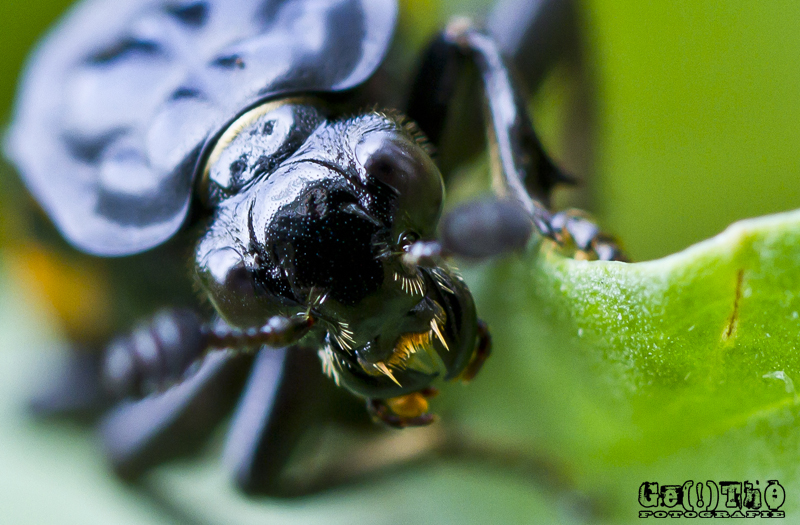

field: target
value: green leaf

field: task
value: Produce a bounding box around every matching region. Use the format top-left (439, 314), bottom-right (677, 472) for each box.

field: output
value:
top-left (461, 209), bottom-right (800, 519)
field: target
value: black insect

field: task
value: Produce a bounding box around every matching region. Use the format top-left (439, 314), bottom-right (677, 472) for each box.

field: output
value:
top-left (5, 0), bottom-right (623, 496)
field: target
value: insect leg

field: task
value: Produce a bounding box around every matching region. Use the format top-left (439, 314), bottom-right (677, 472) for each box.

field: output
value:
top-left (488, 0), bottom-right (594, 192)
top-left (408, 19), bottom-right (626, 262)
top-left (102, 308), bottom-right (315, 399)
top-left (407, 21), bottom-right (555, 259)
top-left (28, 349), bottom-right (109, 420)
top-left (550, 209), bottom-right (629, 262)
top-left (488, 0), bottom-right (583, 94)
top-left (408, 20), bottom-right (563, 205)
top-left (99, 350), bottom-right (252, 480)
top-left (222, 346), bottom-right (340, 496)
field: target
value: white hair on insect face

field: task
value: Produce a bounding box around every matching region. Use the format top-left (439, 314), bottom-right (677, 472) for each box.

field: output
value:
top-left (393, 271), bottom-right (425, 296)
top-left (318, 345), bottom-right (340, 386)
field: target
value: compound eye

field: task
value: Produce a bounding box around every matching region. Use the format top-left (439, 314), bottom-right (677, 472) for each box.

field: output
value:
top-left (359, 135), bottom-right (416, 194)
top-left (355, 131), bottom-right (444, 236)
top-left (200, 247), bottom-right (257, 300)
top-left (195, 246), bottom-right (270, 329)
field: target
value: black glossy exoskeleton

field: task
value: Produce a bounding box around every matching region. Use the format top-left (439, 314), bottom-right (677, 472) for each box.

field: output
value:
top-left (5, 0), bottom-right (623, 496)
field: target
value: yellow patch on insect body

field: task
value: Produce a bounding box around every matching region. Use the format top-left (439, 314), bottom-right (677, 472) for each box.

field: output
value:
top-left (388, 330), bottom-right (432, 368)
top-left (385, 391), bottom-right (429, 419)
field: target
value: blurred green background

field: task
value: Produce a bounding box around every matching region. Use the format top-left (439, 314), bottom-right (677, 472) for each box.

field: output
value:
top-left (1, 0), bottom-right (800, 524)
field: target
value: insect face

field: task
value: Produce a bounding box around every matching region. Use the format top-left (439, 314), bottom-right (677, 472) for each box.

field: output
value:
top-left (195, 102), bottom-right (478, 399)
